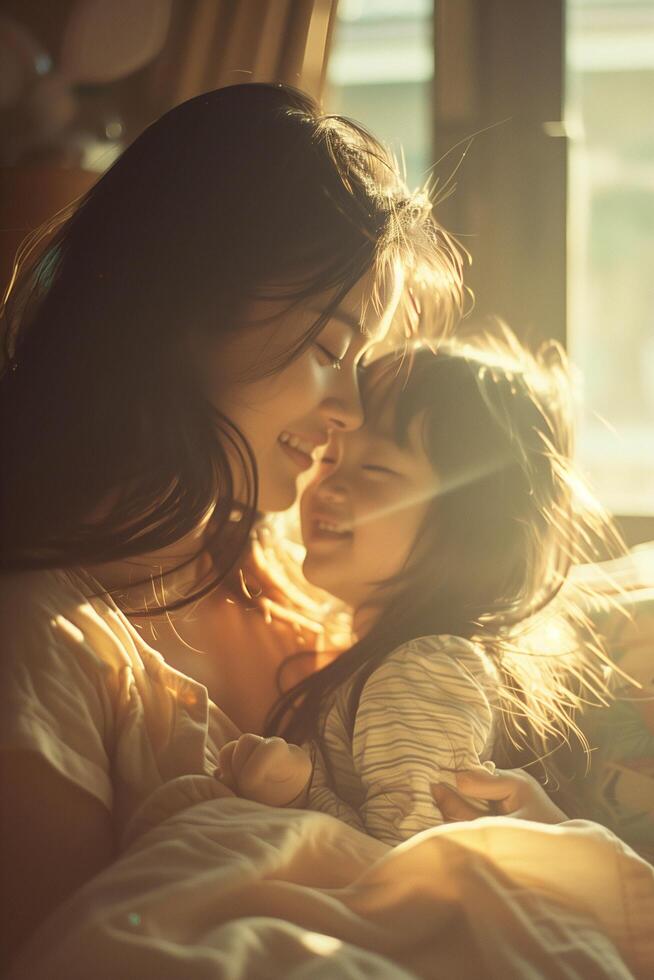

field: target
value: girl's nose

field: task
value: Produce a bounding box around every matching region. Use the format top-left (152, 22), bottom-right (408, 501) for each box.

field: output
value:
top-left (316, 481), bottom-right (348, 505)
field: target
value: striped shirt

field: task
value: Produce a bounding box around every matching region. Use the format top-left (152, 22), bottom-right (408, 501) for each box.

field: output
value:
top-left (305, 635), bottom-right (498, 846)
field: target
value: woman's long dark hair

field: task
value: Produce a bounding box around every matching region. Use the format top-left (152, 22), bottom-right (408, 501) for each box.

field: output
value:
top-left (266, 326), bottom-right (626, 795)
top-left (0, 83), bottom-right (462, 608)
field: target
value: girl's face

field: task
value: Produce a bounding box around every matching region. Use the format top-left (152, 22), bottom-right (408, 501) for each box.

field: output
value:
top-left (300, 392), bottom-right (437, 617)
top-left (208, 270), bottom-right (403, 512)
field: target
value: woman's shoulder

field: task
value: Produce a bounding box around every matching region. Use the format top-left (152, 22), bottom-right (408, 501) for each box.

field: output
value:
top-left (0, 567), bottom-right (90, 623)
top-left (0, 566), bottom-right (136, 678)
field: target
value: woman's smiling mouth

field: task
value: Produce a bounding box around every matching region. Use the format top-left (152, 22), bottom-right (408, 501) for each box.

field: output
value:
top-left (278, 431), bottom-right (325, 471)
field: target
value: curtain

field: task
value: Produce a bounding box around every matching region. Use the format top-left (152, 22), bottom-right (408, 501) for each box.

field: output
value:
top-left (160, 0), bottom-right (337, 107)
top-left (132, 0), bottom-right (338, 137)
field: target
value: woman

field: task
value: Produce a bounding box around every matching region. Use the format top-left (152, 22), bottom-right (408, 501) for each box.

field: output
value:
top-left (0, 83), bottom-right (557, 968)
top-left (0, 81), bottom-right (460, 965)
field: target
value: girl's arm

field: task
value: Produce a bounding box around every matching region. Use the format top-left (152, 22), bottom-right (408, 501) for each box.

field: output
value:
top-left (352, 637), bottom-right (497, 847)
top-left (0, 750), bottom-right (114, 970)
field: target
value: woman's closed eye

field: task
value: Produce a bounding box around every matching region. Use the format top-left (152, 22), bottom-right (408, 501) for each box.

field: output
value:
top-left (314, 342), bottom-right (346, 370)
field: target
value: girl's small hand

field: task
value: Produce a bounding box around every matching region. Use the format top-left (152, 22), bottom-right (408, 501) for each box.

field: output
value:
top-left (217, 733), bottom-right (312, 808)
top-left (431, 768), bottom-right (569, 824)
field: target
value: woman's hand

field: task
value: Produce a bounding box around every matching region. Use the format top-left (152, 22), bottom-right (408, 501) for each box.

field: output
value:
top-left (217, 733), bottom-right (312, 808)
top-left (431, 767), bottom-right (569, 824)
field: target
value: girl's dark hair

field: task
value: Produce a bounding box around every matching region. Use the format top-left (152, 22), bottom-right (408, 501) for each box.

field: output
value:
top-left (267, 325), bottom-right (625, 795)
top-left (0, 83), bottom-right (462, 607)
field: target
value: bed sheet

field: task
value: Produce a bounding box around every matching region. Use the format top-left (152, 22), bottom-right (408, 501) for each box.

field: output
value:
top-left (9, 773), bottom-right (654, 980)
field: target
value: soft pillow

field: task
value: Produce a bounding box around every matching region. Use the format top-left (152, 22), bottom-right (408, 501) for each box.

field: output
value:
top-left (572, 543), bottom-right (654, 862)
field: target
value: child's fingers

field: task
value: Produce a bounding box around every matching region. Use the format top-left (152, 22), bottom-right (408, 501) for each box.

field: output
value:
top-left (237, 737), bottom-right (289, 783)
top-left (217, 740), bottom-right (239, 788)
top-left (232, 733), bottom-right (266, 773)
top-left (218, 739), bottom-right (237, 769)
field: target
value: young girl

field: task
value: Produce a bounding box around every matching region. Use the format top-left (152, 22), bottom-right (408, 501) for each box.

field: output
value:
top-left (218, 328), bottom-right (619, 845)
top-left (0, 83), bottom-right (460, 964)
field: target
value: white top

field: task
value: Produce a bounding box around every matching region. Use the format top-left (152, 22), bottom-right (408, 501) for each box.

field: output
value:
top-left (306, 635), bottom-right (498, 846)
top-left (0, 568), bottom-right (240, 838)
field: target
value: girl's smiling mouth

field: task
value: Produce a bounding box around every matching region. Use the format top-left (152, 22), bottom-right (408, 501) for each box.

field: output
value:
top-left (307, 513), bottom-right (354, 542)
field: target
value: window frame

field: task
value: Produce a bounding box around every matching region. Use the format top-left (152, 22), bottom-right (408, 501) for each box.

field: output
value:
top-left (432, 0), bottom-right (652, 545)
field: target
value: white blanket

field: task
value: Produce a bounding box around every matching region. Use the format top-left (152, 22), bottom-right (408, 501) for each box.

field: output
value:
top-left (9, 774), bottom-right (654, 979)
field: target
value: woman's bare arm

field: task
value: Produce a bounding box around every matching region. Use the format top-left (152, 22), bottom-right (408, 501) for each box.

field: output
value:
top-left (0, 751), bottom-right (114, 971)
top-left (431, 768), bottom-right (569, 824)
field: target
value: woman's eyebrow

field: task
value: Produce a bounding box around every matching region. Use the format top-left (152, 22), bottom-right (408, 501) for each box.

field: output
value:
top-left (309, 308), bottom-right (360, 332)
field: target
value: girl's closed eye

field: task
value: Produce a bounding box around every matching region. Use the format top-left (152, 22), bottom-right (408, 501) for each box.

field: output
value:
top-left (362, 463), bottom-right (400, 478)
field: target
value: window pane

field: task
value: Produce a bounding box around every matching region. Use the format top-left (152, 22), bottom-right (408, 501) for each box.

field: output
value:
top-left (566, 0), bottom-right (654, 515)
top-left (327, 0), bottom-right (433, 190)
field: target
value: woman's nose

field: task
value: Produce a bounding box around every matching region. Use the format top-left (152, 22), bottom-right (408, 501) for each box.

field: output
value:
top-left (320, 372), bottom-right (364, 432)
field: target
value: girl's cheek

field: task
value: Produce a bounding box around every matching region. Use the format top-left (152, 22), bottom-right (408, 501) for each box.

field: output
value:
top-left (362, 481), bottom-right (400, 506)
top-left (352, 486), bottom-right (394, 527)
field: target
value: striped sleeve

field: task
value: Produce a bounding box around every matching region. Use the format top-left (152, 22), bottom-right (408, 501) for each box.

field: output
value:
top-left (351, 636), bottom-right (497, 846)
top-left (306, 744), bottom-right (368, 834)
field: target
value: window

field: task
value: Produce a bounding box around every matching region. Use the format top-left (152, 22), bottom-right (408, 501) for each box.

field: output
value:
top-left (328, 0), bottom-right (433, 189)
top-left (328, 0), bottom-right (654, 538)
top-left (567, 0), bottom-right (654, 517)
